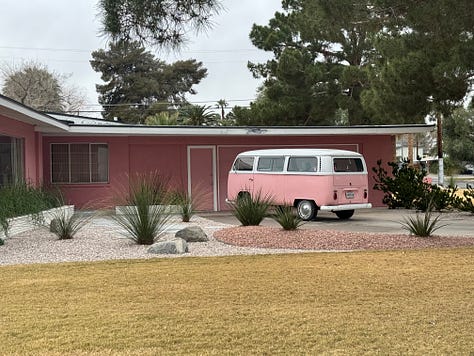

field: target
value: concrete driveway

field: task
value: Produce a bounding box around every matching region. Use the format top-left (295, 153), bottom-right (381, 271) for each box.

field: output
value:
top-left (201, 208), bottom-right (474, 237)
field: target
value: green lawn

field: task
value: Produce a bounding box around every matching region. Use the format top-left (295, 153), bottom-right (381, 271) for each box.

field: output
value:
top-left (1, 248), bottom-right (473, 355)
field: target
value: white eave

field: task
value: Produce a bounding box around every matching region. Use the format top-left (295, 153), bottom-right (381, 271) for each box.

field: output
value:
top-left (47, 123), bottom-right (435, 136)
top-left (0, 96), bottom-right (69, 132)
top-left (1, 94), bottom-right (434, 137)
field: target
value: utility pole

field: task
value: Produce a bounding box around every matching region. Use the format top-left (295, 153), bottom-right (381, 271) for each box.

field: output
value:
top-left (437, 113), bottom-right (444, 186)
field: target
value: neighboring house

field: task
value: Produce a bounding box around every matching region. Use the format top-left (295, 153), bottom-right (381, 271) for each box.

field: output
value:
top-left (395, 134), bottom-right (427, 162)
top-left (0, 94), bottom-right (435, 210)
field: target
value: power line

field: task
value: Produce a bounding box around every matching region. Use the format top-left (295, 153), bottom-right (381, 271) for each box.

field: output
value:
top-left (79, 98), bottom-right (255, 108)
top-left (0, 45), bottom-right (264, 55)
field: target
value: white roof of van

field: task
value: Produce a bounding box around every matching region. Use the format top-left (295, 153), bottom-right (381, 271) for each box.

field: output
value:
top-left (236, 148), bottom-right (363, 157)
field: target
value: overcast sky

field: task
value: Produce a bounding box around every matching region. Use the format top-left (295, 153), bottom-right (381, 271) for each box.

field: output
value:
top-left (0, 0), bottom-right (282, 117)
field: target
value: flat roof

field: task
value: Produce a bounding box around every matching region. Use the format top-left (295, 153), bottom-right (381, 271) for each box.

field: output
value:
top-left (0, 95), bottom-right (436, 136)
top-left (42, 123), bottom-right (435, 136)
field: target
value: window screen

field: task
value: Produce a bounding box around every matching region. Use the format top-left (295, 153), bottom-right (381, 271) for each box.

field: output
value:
top-left (257, 157), bottom-right (285, 172)
top-left (51, 143), bottom-right (109, 183)
top-left (333, 158), bottom-right (364, 172)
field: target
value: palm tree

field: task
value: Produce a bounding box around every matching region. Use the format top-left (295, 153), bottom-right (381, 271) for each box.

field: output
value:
top-left (144, 111), bottom-right (179, 125)
top-left (216, 99), bottom-right (228, 120)
top-left (180, 104), bottom-right (218, 126)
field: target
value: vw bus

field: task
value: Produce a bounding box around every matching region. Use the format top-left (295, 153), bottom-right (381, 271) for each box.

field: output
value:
top-left (227, 148), bottom-right (372, 220)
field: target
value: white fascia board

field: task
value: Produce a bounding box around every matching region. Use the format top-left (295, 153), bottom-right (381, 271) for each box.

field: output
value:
top-left (62, 124), bottom-right (435, 136)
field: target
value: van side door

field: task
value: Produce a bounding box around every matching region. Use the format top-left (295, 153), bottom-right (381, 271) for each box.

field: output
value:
top-left (254, 156), bottom-right (285, 200)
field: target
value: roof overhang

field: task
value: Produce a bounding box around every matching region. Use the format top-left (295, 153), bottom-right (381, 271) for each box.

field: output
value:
top-left (0, 96), bottom-right (70, 132)
top-left (0, 94), bottom-right (435, 137)
top-left (43, 123), bottom-right (435, 137)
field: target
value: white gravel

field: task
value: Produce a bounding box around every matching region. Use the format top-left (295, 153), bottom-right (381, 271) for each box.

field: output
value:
top-left (0, 215), bottom-right (308, 266)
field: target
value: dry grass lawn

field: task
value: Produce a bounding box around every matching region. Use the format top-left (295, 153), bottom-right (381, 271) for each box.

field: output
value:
top-left (1, 248), bottom-right (473, 355)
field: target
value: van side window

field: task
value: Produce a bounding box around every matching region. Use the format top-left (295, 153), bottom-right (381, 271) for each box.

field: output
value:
top-left (333, 158), bottom-right (364, 172)
top-left (257, 157), bottom-right (285, 172)
top-left (287, 157), bottom-right (318, 172)
top-left (233, 157), bottom-right (254, 171)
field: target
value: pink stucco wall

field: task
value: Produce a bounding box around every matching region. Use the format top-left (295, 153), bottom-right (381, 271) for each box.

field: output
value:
top-left (43, 134), bottom-right (394, 210)
top-left (0, 115), bottom-right (42, 185)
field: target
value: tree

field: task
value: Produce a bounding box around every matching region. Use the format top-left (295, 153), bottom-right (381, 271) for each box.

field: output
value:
top-left (216, 99), bottom-right (228, 120)
top-left (1, 62), bottom-right (86, 112)
top-left (90, 40), bottom-right (207, 123)
top-left (362, 0), bottom-right (474, 123)
top-left (248, 0), bottom-right (382, 125)
top-left (361, 0), bottom-right (474, 184)
top-left (443, 107), bottom-right (474, 165)
top-left (98, 0), bottom-right (222, 48)
top-left (179, 104), bottom-right (218, 126)
top-left (145, 111), bottom-right (180, 125)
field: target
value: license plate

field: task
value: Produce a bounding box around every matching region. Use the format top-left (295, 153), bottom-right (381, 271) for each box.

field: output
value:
top-left (345, 191), bottom-right (355, 199)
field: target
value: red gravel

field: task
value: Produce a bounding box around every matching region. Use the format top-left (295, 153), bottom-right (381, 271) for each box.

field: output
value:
top-left (214, 226), bottom-right (474, 251)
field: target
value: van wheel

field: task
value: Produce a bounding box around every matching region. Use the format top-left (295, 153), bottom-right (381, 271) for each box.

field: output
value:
top-left (335, 210), bottom-right (354, 220)
top-left (236, 191), bottom-right (251, 203)
top-left (296, 200), bottom-right (317, 221)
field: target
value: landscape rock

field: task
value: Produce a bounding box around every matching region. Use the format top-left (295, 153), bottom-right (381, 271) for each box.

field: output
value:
top-left (50, 218), bottom-right (60, 233)
top-left (148, 238), bottom-right (188, 254)
top-left (175, 226), bottom-right (209, 242)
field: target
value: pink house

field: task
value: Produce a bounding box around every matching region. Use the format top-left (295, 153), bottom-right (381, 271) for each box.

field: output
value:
top-left (0, 94), bottom-right (435, 210)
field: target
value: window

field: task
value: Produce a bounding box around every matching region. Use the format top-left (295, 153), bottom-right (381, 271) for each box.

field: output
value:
top-left (51, 143), bottom-right (109, 183)
top-left (333, 158), bottom-right (364, 172)
top-left (257, 157), bottom-right (285, 172)
top-left (233, 156), bottom-right (254, 171)
top-left (0, 135), bottom-right (24, 187)
top-left (287, 157), bottom-right (318, 172)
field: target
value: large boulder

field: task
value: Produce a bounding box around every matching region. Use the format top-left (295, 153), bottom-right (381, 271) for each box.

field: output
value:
top-left (148, 238), bottom-right (188, 254)
top-left (175, 226), bottom-right (208, 242)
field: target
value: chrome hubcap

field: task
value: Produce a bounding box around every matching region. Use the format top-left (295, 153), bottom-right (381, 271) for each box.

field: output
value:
top-left (298, 202), bottom-right (313, 220)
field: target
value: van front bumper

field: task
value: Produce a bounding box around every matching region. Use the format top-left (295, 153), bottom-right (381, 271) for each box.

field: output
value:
top-left (319, 203), bottom-right (372, 211)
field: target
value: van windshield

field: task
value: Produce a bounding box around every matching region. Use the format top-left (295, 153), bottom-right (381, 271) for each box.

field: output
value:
top-left (333, 158), bottom-right (364, 172)
top-left (233, 156), bottom-right (254, 171)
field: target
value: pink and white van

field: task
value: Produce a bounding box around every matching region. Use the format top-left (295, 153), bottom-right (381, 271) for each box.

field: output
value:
top-left (227, 148), bottom-right (372, 220)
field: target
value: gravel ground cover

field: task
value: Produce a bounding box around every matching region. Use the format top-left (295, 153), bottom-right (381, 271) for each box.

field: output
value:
top-left (214, 226), bottom-right (474, 251)
top-left (1, 215), bottom-right (473, 266)
top-left (0, 216), bottom-right (308, 266)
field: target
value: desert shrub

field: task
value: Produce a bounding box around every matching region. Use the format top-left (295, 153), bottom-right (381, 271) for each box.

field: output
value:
top-left (229, 191), bottom-right (273, 226)
top-left (46, 209), bottom-right (94, 240)
top-left (373, 160), bottom-right (430, 209)
top-left (0, 182), bottom-right (61, 236)
top-left (0, 218), bottom-right (9, 237)
top-left (455, 186), bottom-right (474, 213)
top-left (0, 183), bottom-right (60, 218)
top-left (373, 160), bottom-right (461, 211)
top-left (113, 172), bottom-right (173, 245)
top-left (172, 184), bottom-right (208, 222)
top-left (415, 185), bottom-right (461, 211)
top-left (173, 190), bottom-right (194, 222)
top-left (400, 210), bottom-right (448, 237)
top-left (272, 205), bottom-right (304, 230)
top-left (0, 237), bottom-right (4, 246)
top-left (50, 211), bottom-right (90, 240)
